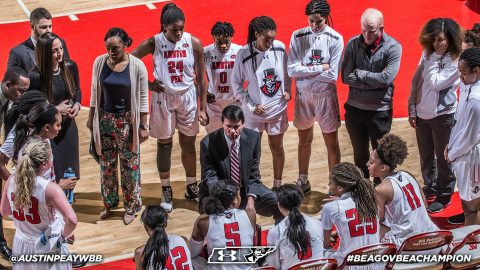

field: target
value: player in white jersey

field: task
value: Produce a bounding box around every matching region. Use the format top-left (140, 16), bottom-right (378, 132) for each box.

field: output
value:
top-left (370, 134), bottom-right (438, 247)
top-left (134, 205), bottom-right (193, 270)
top-left (231, 16), bottom-right (291, 188)
top-left (204, 22), bottom-right (242, 133)
top-left (446, 48), bottom-right (480, 225)
top-left (266, 184), bottom-right (323, 270)
top-left (132, 3), bottom-right (208, 211)
top-left (0, 138), bottom-right (77, 270)
top-left (191, 180), bottom-right (256, 270)
top-left (322, 162), bottom-right (380, 269)
top-left (288, 0), bottom-right (343, 194)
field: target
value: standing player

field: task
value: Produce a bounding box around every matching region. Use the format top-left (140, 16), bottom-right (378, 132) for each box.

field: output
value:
top-left (132, 3), bottom-right (208, 211)
top-left (446, 48), bottom-right (480, 225)
top-left (266, 184), bottom-right (324, 270)
top-left (370, 134), bottom-right (438, 247)
top-left (190, 180), bottom-right (255, 270)
top-left (288, 0), bottom-right (343, 194)
top-left (134, 205), bottom-right (193, 270)
top-left (0, 138), bottom-right (77, 270)
top-left (231, 16), bottom-right (291, 188)
top-left (204, 22), bottom-right (242, 133)
top-left (322, 162), bottom-right (380, 268)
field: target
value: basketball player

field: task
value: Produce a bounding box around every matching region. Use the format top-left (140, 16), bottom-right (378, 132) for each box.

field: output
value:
top-left (132, 3), bottom-right (208, 211)
top-left (190, 180), bottom-right (255, 270)
top-left (288, 0), bottom-right (343, 194)
top-left (266, 184), bottom-right (324, 270)
top-left (322, 162), bottom-right (380, 268)
top-left (204, 22), bottom-right (242, 133)
top-left (0, 138), bottom-right (76, 270)
top-left (134, 205), bottom-right (193, 270)
top-left (231, 16), bottom-right (291, 188)
top-left (370, 134), bottom-right (438, 247)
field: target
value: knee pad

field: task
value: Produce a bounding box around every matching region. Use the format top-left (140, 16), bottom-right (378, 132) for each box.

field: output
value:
top-left (157, 141), bottom-right (173, 172)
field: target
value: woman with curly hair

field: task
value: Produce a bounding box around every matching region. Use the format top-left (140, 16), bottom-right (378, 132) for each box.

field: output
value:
top-left (408, 18), bottom-right (463, 213)
top-left (369, 134), bottom-right (438, 247)
top-left (463, 23), bottom-right (480, 50)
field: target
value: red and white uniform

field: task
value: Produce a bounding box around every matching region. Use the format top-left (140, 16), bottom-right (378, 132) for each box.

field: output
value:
top-left (288, 26), bottom-right (343, 133)
top-left (231, 40), bottom-right (291, 135)
top-left (7, 176), bottom-right (70, 270)
top-left (448, 82), bottom-right (480, 201)
top-left (266, 214), bottom-right (324, 270)
top-left (382, 171), bottom-right (438, 246)
top-left (204, 43), bottom-right (242, 133)
top-left (150, 32), bottom-right (199, 139)
top-left (206, 209), bottom-right (254, 270)
top-left (147, 234), bottom-right (193, 270)
top-left (321, 192), bottom-right (380, 269)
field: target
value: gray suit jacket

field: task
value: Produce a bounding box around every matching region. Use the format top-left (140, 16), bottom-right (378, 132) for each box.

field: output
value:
top-left (8, 37), bottom-right (70, 73)
top-left (200, 127), bottom-right (262, 196)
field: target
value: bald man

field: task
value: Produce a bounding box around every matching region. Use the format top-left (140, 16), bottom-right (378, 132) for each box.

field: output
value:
top-left (341, 8), bottom-right (402, 182)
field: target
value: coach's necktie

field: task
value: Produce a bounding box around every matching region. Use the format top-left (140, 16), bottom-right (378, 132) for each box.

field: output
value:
top-left (230, 140), bottom-right (241, 186)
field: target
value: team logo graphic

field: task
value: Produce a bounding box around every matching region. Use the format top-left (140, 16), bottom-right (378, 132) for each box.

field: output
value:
top-left (231, 54), bottom-right (236, 59)
top-left (260, 68), bottom-right (281, 97)
top-left (309, 49), bottom-right (324, 65)
top-left (208, 246), bottom-right (276, 264)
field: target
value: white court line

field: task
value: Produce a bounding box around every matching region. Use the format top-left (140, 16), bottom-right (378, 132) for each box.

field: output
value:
top-left (68, 14), bottom-right (79, 21)
top-left (1, 0), bottom-right (170, 24)
top-left (145, 3), bottom-right (157, 9)
top-left (15, 0), bottom-right (30, 18)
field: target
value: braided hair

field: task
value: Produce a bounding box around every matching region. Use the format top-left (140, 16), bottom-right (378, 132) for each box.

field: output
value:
top-left (211, 22), bottom-right (235, 38)
top-left (160, 3), bottom-right (185, 32)
top-left (203, 180), bottom-right (239, 216)
top-left (460, 47), bottom-right (480, 70)
top-left (247, 16), bottom-right (277, 71)
top-left (4, 90), bottom-right (47, 141)
top-left (141, 205), bottom-right (170, 270)
top-left (331, 162), bottom-right (377, 222)
top-left (376, 134), bottom-right (408, 171)
top-left (276, 184), bottom-right (310, 259)
top-left (305, 0), bottom-right (333, 27)
top-left (464, 23), bottom-right (480, 48)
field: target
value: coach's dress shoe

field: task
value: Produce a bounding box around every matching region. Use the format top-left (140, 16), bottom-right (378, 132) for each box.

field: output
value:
top-left (0, 243), bottom-right (11, 260)
top-left (71, 253), bottom-right (88, 268)
top-left (99, 208), bottom-right (112, 220)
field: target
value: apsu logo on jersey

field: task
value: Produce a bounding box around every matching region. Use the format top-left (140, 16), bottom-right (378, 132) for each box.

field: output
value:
top-left (309, 49), bottom-right (324, 65)
top-left (260, 68), bottom-right (281, 97)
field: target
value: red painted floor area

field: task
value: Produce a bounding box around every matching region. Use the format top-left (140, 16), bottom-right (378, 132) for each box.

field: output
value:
top-left (0, 0), bottom-right (478, 119)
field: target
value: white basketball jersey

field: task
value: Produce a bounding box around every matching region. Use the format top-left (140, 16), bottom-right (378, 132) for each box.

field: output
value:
top-left (321, 192), bottom-right (380, 263)
top-left (207, 209), bottom-right (254, 270)
top-left (385, 171), bottom-right (438, 239)
top-left (204, 43), bottom-right (241, 101)
top-left (154, 234), bottom-right (193, 270)
top-left (266, 214), bottom-right (324, 270)
top-left (7, 176), bottom-right (56, 242)
top-left (153, 32), bottom-right (195, 94)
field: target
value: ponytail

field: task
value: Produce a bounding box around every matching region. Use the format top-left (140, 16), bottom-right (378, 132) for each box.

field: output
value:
top-left (13, 114), bottom-right (32, 163)
top-left (142, 224), bottom-right (169, 270)
top-left (203, 197), bottom-right (226, 216)
top-left (140, 205), bottom-right (170, 270)
top-left (276, 184), bottom-right (309, 257)
top-left (204, 180), bottom-right (239, 216)
top-left (14, 138), bottom-right (51, 209)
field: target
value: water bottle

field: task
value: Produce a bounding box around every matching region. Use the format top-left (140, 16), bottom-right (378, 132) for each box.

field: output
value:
top-left (64, 167), bottom-right (75, 204)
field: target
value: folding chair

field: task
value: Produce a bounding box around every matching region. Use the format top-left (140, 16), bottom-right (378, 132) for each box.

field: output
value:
top-left (252, 266), bottom-right (277, 270)
top-left (338, 243), bottom-right (397, 270)
top-left (389, 230), bottom-right (453, 270)
top-left (289, 258), bottom-right (338, 270)
top-left (448, 225), bottom-right (480, 269)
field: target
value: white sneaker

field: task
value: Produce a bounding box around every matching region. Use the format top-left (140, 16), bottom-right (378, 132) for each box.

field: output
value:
top-left (161, 186), bottom-right (173, 212)
top-left (160, 201), bottom-right (173, 212)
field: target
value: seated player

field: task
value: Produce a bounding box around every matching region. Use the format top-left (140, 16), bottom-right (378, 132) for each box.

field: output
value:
top-left (322, 162), bottom-right (380, 268)
top-left (134, 205), bottom-right (193, 270)
top-left (370, 134), bottom-right (438, 247)
top-left (191, 180), bottom-right (256, 269)
top-left (266, 184), bottom-right (324, 269)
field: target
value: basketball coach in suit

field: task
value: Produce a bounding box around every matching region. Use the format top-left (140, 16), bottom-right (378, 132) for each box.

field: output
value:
top-left (199, 105), bottom-right (281, 221)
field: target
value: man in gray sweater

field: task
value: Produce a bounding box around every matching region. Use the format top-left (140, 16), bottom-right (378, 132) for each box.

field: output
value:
top-left (341, 8), bottom-right (402, 181)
